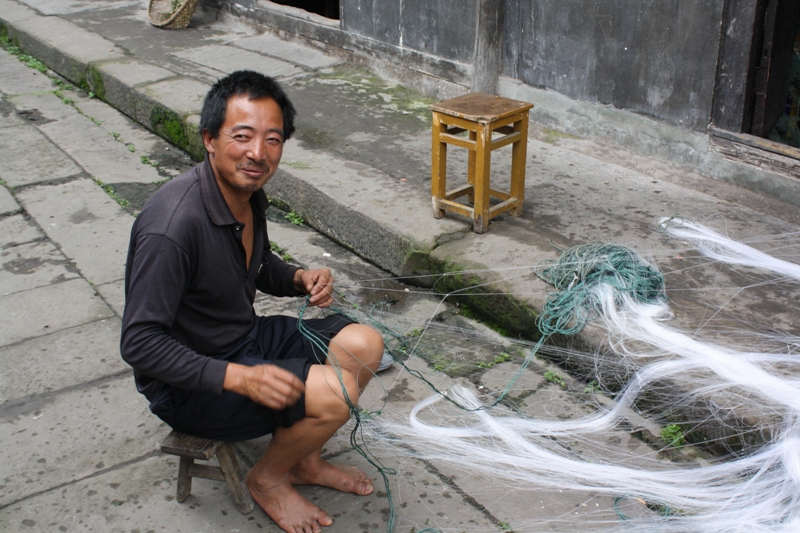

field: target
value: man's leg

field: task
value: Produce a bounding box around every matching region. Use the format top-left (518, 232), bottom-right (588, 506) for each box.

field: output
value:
top-left (247, 324), bottom-right (383, 533)
top-left (247, 365), bottom-right (358, 533)
top-left (288, 323), bottom-right (383, 492)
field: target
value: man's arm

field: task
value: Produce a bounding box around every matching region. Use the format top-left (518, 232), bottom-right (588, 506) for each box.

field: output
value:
top-left (121, 233), bottom-right (228, 395)
top-left (257, 233), bottom-right (335, 307)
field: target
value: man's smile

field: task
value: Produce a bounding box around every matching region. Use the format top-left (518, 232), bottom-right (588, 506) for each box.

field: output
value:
top-left (239, 163), bottom-right (267, 178)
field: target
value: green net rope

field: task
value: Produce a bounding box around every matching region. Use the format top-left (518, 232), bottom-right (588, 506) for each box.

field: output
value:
top-left (535, 243), bottom-right (666, 336)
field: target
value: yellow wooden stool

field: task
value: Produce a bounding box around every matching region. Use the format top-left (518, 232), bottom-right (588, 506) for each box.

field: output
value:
top-left (430, 92), bottom-right (533, 233)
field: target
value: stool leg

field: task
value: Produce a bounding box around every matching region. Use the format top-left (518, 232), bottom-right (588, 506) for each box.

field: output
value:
top-left (510, 113), bottom-right (529, 217)
top-left (473, 122), bottom-right (491, 233)
top-left (467, 129), bottom-right (477, 204)
top-left (431, 112), bottom-right (447, 219)
top-left (216, 443), bottom-right (255, 514)
top-left (176, 456), bottom-right (193, 502)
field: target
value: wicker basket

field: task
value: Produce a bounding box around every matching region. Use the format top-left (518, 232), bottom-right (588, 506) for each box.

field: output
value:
top-left (148, 0), bottom-right (200, 29)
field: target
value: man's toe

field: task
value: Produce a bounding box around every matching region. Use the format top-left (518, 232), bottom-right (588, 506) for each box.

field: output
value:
top-left (359, 480), bottom-right (374, 495)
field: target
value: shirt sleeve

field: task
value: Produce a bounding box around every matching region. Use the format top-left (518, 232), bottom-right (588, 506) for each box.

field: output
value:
top-left (255, 236), bottom-right (303, 297)
top-left (120, 233), bottom-right (228, 395)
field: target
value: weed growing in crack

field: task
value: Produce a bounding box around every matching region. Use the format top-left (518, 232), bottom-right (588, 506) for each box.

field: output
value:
top-left (661, 424), bottom-right (685, 448)
top-left (544, 370), bottom-right (565, 387)
top-left (270, 241), bottom-right (293, 262)
top-left (285, 211), bottom-right (304, 225)
top-left (95, 179), bottom-right (129, 209)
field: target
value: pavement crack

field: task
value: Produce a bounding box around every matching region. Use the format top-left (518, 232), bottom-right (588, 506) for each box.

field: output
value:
top-left (9, 172), bottom-right (91, 192)
top-left (418, 456), bottom-right (510, 530)
top-left (0, 370), bottom-right (132, 420)
top-left (0, 449), bottom-right (161, 511)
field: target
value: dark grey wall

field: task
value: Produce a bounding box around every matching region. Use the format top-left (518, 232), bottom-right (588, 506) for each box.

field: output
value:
top-left (340, 1), bottom-right (728, 132)
top-left (221, 0), bottom-right (731, 133)
top-left (503, 0), bottom-right (725, 132)
top-left (342, 0), bottom-right (478, 64)
top-left (340, 0), bottom-right (401, 45)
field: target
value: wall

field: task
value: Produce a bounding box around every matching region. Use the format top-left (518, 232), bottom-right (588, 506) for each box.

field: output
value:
top-left (502, 0), bottom-right (725, 132)
top-left (210, 0), bottom-right (799, 209)
top-left (222, 0), bottom-right (725, 133)
top-left (342, 0), bottom-right (478, 65)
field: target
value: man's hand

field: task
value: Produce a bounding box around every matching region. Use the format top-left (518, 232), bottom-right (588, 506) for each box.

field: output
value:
top-left (223, 362), bottom-right (304, 410)
top-left (294, 268), bottom-right (334, 308)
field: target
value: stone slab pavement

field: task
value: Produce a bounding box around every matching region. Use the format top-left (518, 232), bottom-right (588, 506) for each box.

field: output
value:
top-left (1, 1), bottom-right (800, 532)
top-left (0, 42), bottom-right (684, 533)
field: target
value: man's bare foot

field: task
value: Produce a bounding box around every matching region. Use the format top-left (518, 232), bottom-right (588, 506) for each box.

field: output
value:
top-left (290, 456), bottom-right (374, 496)
top-left (247, 471), bottom-right (332, 533)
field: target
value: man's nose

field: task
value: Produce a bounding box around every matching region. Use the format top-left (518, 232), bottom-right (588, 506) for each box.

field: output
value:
top-left (247, 140), bottom-right (266, 162)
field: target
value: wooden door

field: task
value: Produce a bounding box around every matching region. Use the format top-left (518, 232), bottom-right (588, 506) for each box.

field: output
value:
top-left (750, 0), bottom-right (800, 137)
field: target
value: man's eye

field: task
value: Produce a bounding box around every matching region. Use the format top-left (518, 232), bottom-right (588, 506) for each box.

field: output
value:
top-left (267, 138), bottom-right (283, 146)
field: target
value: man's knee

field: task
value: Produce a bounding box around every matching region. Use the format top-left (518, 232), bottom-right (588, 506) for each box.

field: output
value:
top-left (305, 365), bottom-right (359, 422)
top-left (334, 324), bottom-right (384, 363)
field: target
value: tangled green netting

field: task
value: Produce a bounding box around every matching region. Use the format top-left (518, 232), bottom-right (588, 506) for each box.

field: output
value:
top-left (534, 243), bottom-right (666, 336)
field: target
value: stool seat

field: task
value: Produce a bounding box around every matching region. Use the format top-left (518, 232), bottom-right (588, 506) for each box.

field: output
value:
top-left (160, 430), bottom-right (255, 514)
top-left (430, 92), bottom-right (533, 233)
top-left (429, 91), bottom-right (532, 123)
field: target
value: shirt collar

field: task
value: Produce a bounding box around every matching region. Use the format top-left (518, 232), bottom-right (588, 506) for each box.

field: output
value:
top-left (198, 154), bottom-right (269, 226)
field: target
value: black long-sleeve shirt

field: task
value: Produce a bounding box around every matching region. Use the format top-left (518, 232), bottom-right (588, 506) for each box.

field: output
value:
top-left (120, 156), bottom-right (301, 402)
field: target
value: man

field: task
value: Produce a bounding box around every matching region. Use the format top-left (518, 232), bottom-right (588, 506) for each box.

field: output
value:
top-left (121, 70), bottom-right (385, 533)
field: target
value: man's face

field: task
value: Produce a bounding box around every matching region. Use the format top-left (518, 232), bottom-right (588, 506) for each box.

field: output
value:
top-left (202, 94), bottom-right (285, 198)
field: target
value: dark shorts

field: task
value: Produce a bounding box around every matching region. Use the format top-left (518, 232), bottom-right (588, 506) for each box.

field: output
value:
top-left (149, 314), bottom-right (354, 441)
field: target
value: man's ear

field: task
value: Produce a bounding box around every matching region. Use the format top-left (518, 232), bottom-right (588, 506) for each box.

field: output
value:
top-left (201, 129), bottom-right (215, 154)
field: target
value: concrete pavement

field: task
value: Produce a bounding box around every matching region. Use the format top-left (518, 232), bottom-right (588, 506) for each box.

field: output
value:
top-left (1, 1), bottom-right (799, 532)
top-left (0, 46), bottom-right (496, 532)
top-left (1, 55), bottom-right (634, 531)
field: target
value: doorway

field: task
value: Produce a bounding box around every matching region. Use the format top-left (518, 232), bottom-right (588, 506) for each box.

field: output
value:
top-left (269, 0), bottom-right (340, 20)
top-left (750, 0), bottom-right (800, 148)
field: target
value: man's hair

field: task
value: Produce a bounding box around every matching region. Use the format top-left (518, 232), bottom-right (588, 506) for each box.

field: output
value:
top-left (200, 70), bottom-right (297, 140)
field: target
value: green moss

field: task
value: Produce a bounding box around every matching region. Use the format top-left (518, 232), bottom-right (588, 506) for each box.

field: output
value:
top-left (94, 179), bottom-right (129, 209)
top-left (183, 118), bottom-right (205, 162)
top-left (150, 106), bottom-right (191, 156)
top-left (476, 352), bottom-right (513, 369)
top-left (661, 424), bottom-right (686, 448)
top-left (402, 250), bottom-right (433, 278)
top-left (430, 259), bottom-right (540, 341)
top-left (309, 66), bottom-right (435, 122)
top-left (86, 65), bottom-right (105, 101)
top-left (54, 89), bottom-right (74, 106)
top-left (544, 370), bottom-right (566, 386)
top-left (267, 196), bottom-right (291, 213)
top-left (284, 211), bottom-right (304, 225)
top-left (541, 127), bottom-right (580, 145)
top-left (283, 160), bottom-right (314, 170)
top-left (0, 33), bottom-right (47, 73)
top-left (270, 241), bottom-right (293, 262)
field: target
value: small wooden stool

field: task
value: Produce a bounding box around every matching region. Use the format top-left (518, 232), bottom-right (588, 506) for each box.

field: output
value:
top-left (160, 430), bottom-right (255, 514)
top-left (430, 92), bottom-right (533, 233)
